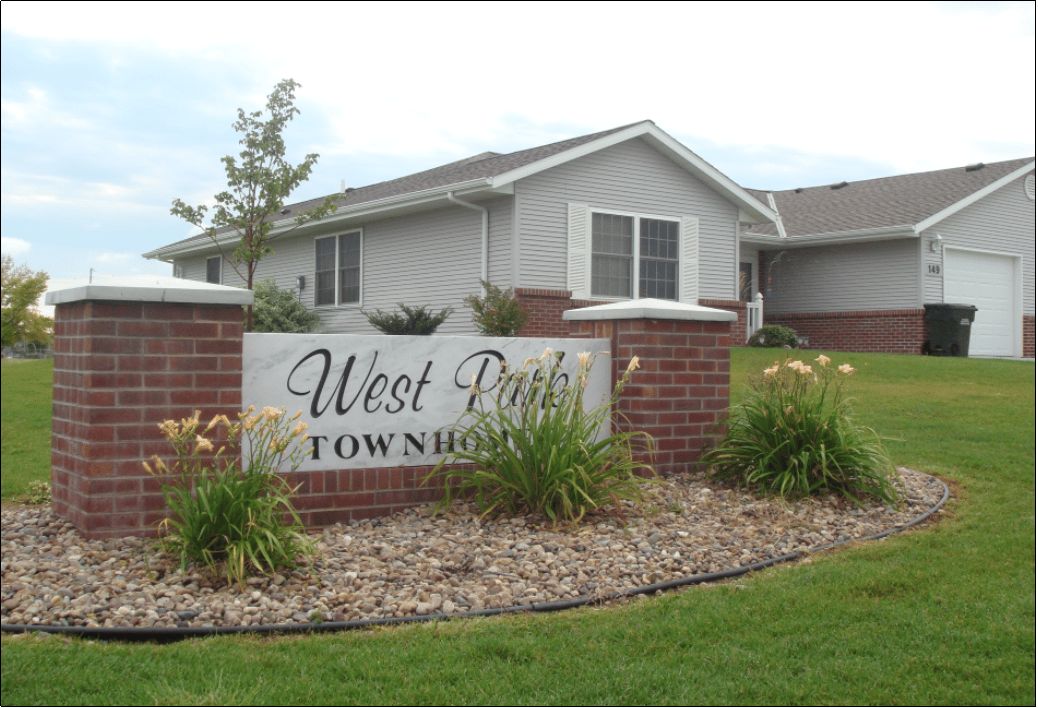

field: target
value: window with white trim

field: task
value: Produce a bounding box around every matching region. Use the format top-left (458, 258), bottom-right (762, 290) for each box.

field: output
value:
top-left (590, 213), bottom-right (679, 299)
top-left (568, 204), bottom-right (697, 304)
top-left (315, 230), bottom-right (362, 306)
top-left (205, 256), bottom-right (221, 284)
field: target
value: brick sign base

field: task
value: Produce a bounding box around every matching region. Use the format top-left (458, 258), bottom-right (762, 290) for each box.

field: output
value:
top-left (46, 284), bottom-right (734, 538)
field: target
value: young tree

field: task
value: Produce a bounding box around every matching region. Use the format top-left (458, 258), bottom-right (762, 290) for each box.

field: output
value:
top-left (1, 255), bottom-right (52, 348)
top-left (171, 79), bottom-right (342, 330)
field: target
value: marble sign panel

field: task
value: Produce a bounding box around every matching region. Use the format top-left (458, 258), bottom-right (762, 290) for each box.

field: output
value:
top-left (243, 334), bottom-right (612, 470)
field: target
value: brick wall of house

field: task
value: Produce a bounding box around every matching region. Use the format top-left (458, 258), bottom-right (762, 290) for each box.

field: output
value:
top-left (516, 288), bottom-right (752, 349)
top-left (764, 309), bottom-right (927, 354)
top-left (514, 288), bottom-right (607, 337)
top-left (50, 299), bottom-right (245, 538)
top-left (1024, 316), bottom-right (1036, 359)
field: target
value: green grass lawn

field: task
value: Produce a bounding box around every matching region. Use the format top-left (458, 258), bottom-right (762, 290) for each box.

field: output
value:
top-left (2, 351), bottom-right (1035, 706)
top-left (1, 359), bottom-right (54, 500)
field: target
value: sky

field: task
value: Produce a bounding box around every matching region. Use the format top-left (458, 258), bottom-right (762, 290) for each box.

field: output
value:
top-left (2, 1), bottom-right (1034, 299)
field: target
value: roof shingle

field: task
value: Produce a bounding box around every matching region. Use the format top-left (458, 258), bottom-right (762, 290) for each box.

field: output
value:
top-left (747, 157), bottom-right (1035, 237)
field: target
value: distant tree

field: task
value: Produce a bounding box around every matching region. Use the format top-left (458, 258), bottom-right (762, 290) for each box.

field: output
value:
top-left (463, 280), bottom-right (530, 337)
top-left (363, 303), bottom-right (454, 335)
top-left (1, 255), bottom-right (52, 348)
top-left (250, 279), bottom-right (322, 334)
top-left (171, 79), bottom-right (342, 331)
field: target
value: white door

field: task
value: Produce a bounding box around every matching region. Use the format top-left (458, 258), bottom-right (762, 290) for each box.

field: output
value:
top-left (944, 249), bottom-right (1016, 357)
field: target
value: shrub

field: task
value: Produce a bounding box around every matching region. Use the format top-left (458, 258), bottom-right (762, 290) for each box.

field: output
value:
top-left (144, 406), bottom-right (316, 587)
top-left (462, 280), bottom-right (530, 336)
top-left (363, 303), bottom-right (454, 335)
top-left (24, 480), bottom-right (50, 504)
top-left (701, 355), bottom-right (902, 506)
top-left (250, 278), bottom-right (322, 334)
top-left (748, 324), bottom-right (798, 348)
top-left (424, 350), bottom-right (655, 526)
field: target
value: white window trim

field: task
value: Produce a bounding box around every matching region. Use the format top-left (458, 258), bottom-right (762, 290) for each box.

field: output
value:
top-left (314, 229), bottom-right (364, 308)
top-left (567, 203), bottom-right (698, 304)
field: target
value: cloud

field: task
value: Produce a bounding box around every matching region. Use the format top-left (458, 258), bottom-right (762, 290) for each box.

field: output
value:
top-left (95, 251), bottom-right (135, 263)
top-left (1, 172), bottom-right (166, 215)
top-left (1, 236), bottom-right (32, 255)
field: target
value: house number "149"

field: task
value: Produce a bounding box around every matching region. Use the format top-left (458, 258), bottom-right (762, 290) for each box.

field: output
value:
top-left (928, 264), bottom-right (941, 274)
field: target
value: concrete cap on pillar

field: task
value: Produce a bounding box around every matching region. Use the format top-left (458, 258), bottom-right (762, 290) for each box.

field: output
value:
top-left (563, 298), bottom-right (737, 322)
top-left (45, 275), bottom-right (254, 306)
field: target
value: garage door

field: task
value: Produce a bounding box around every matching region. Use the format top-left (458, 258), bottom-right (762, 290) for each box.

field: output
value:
top-left (944, 250), bottom-right (1016, 357)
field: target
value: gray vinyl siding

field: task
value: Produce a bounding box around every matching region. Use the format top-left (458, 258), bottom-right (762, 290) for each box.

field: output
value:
top-left (514, 137), bottom-right (740, 300)
top-left (306, 204), bottom-right (485, 335)
top-left (487, 197), bottom-right (514, 288)
top-left (176, 253), bottom-right (233, 286)
top-left (172, 201), bottom-right (502, 335)
top-left (920, 175), bottom-right (1036, 315)
top-left (764, 239), bottom-right (920, 314)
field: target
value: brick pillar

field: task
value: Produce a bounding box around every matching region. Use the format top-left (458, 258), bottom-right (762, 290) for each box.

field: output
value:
top-left (47, 282), bottom-right (251, 538)
top-left (564, 299), bottom-right (735, 476)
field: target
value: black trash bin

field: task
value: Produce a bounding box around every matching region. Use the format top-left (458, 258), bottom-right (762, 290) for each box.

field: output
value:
top-left (923, 303), bottom-right (978, 357)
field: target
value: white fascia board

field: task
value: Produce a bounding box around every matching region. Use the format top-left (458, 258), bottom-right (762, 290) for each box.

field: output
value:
top-left (915, 161), bottom-right (1037, 233)
top-left (143, 178), bottom-right (495, 260)
top-left (740, 225), bottom-right (917, 247)
top-left (487, 122), bottom-right (778, 226)
top-left (640, 130), bottom-right (778, 225)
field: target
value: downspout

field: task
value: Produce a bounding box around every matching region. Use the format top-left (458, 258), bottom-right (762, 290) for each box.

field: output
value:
top-left (447, 192), bottom-right (489, 291)
top-left (766, 192), bottom-right (788, 239)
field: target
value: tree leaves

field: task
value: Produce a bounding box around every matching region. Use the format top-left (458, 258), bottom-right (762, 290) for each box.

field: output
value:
top-left (170, 79), bottom-right (343, 330)
top-left (1, 255), bottom-right (51, 348)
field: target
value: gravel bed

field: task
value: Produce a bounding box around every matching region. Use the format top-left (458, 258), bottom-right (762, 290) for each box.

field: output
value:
top-left (2, 468), bottom-right (945, 629)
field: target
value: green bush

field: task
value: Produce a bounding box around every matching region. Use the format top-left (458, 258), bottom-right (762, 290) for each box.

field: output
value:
top-left (250, 278), bottom-right (322, 333)
top-left (363, 303), bottom-right (454, 335)
top-left (748, 324), bottom-right (798, 348)
top-left (24, 480), bottom-right (50, 504)
top-left (462, 280), bottom-right (530, 336)
top-left (702, 355), bottom-right (901, 506)
top-left (144, 406), bottom-right (316, 587)
top-left (425, 350), bottom-right (655, 526)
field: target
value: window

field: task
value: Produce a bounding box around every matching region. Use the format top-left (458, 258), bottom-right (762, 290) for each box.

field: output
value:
top-left (590, 213), bottom-right (679, 299)
top-left (315, 230), bottom-right (362, 306)
top-left (568, 204), bottom-right (698, 304)
top-left (205, 257), bottom-right (221, 284)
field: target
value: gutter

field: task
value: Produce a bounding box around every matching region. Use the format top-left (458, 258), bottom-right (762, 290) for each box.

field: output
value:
top-left (740, 224), bottom-right (918, 248)
top-left (447, 192), bottom-right (489, 288)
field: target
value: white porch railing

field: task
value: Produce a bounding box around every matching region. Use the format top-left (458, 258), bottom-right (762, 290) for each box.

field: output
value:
top-left (746, 292), bottom-right (764, 342)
